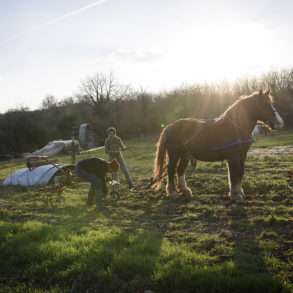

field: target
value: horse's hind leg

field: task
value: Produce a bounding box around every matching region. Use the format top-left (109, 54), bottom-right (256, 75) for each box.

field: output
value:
top-left (166, 150), bottom-right (180, 197)
top-left (227, 157), bottom-right (245, 201)
top-left (177, 155), bottom-right (193, 197)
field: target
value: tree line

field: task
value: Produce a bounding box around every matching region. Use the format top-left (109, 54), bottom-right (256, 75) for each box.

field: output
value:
top-left (1, 70), bottom-right (293, 156)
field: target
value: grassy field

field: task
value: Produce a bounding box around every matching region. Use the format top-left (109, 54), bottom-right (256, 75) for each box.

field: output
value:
top-left (0, 131), bottom-right (292, 292)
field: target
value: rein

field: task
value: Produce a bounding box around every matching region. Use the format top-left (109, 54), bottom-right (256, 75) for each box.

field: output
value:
top-left (211, 138), bottom-right (253, 151)
top-left (182, 115), bottom-right (254, 154)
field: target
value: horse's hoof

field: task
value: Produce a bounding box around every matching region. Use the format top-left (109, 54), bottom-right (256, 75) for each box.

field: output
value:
top-left (166, 190), bottom-right (180, 198)
top-left (181, 188), bottom-right (193, 198)
top-left (229, 192), bottom-right (244, 202)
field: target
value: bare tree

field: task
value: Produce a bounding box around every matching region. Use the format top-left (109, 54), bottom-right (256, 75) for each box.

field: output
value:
top-left (41, 95), bottom-right (57, 109)
top-left (80, 72), bottom-right (122, 106)
top-left (80, 72), bottom-right (133, 105)
top-left (58, 96), bottom-right (75, 107)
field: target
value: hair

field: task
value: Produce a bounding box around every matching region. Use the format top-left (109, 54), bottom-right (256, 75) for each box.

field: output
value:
top-left (152, 127), bottom-right (168, 190)
top-left (218, 90), bottom-right (273, 121)
top-left (106, 127), bottom-right (117, 135)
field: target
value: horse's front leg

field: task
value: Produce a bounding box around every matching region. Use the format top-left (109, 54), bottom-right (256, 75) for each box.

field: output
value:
top-left (177, 155), bottom-right (193, 197)
top-left (227, 157), bottom-right (245, 201)
top-left (166, 150), bottom-right (180, 197)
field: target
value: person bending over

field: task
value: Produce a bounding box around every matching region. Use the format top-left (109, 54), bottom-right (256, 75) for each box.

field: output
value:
top-left (75, 157), bottom-right (119, 208)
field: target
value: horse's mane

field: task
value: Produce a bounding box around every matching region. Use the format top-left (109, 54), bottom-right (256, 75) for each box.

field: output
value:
top-left (218, 91), bottom-right (273, 120)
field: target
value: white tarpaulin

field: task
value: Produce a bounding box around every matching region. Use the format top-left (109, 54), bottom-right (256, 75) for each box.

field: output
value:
top-left (79, 123), bottom-right (89, 148)
top-left (32, 140), bottom-right (79, 157)
top-left (79, 123), bottom-right (96, 149)
top-left (3, 164), bottom-right (66, 187)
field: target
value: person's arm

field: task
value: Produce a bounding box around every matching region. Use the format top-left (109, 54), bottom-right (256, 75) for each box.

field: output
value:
top-left (118, 137), bottom-right (127, 150)
top-left (104, 138), bottom-right (110, 154)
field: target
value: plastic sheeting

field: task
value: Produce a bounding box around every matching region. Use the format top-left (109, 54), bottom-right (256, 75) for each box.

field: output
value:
top-left (79, 123), bottom-right (89, 148)
top-left (3, 164), bottom-right (68, 187)
top-left (79, 123), bottom-right (96, 149)
top-left (32, 140), bottom-right (79, 157)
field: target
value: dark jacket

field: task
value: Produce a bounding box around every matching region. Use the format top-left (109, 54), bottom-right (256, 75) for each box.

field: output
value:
top-left (76, 158), bottom-right (109, 192)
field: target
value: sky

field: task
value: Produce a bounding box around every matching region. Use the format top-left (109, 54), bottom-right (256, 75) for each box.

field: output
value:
top-left (1, 0), bottom-right (293, 112)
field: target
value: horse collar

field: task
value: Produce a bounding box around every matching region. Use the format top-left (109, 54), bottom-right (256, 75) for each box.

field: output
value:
top-left (211, 137), bottom-right (253, 151)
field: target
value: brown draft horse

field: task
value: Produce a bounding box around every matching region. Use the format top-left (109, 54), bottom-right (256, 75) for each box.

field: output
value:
top-left (152, 90), bottom-right (284, 201)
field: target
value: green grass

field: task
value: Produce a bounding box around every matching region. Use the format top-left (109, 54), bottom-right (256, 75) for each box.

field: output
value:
top-left (254, 130), bottom-right (293, 148)
top-left (0, 131), bottom-right (292, 292)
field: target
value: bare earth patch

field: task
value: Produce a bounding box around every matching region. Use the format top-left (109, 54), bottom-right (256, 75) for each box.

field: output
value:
top-left (249, 145), bottom-right (293, 157)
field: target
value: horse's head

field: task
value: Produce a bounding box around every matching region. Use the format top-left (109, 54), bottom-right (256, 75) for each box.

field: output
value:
top-left (254, 90), bottom-right (284, 129)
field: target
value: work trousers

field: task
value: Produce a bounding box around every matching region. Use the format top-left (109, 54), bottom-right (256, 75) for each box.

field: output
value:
top-left (75, 165), bottom-right (105, 207)
top-left (109, 152), bottom-right (133, 188)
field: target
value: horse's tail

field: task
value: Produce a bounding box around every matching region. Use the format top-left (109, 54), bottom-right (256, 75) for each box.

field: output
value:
top-left (151, 127), bottom-right (168, 191)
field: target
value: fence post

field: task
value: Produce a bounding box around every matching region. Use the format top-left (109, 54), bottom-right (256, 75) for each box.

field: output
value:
top-left (71, 126), bottom-right (78, 165)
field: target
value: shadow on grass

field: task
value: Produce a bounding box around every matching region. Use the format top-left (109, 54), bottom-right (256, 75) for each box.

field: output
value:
top-left (0, 220), bottom-right (163, 293)
top-left (228, 203), bottom-right (286, 293)
top-left (0, 180), bottom-right (290, 292)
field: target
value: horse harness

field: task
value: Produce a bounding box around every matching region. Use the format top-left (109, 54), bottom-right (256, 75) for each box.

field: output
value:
top-left (182, 117), bottom-right (254, 154)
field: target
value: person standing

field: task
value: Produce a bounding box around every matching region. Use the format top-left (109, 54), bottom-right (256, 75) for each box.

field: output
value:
top-left (75, 157), bottom-right (119, 208)
top-left (105, 127), bottom-right (134, 189)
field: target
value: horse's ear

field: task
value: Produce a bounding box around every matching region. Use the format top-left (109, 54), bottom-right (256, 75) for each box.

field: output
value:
top-left (256, 89), bottom-right (266, 106)
top-left (264, 89), bottom-right (270, 95)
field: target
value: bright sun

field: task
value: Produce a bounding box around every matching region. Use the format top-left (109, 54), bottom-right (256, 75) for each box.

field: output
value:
top-left (170, 22), bottom-right (274, 83)
top-left (97, 22), bottom-right (278, 92)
